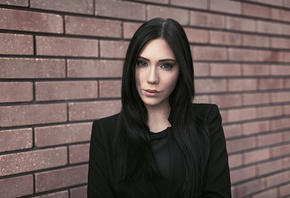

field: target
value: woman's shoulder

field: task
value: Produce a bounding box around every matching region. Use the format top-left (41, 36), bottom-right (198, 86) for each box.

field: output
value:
top-left (92, 113), bottom-right (120, 135)
top-left (192, 103), bottom-right (220, 118)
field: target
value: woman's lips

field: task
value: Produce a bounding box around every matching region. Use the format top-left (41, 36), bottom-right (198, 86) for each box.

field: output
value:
top-left (143, 89), bottom-right (160, 97)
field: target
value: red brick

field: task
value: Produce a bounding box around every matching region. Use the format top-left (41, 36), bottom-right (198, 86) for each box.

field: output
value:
top-left (0, 0), bottom-right (28, 6)
top-left (257, 105), bottom-right (283, 119)
top-left (243, 92), bottom-right (270, 106)
top-left (283, 157), bottom-right (290, 169)
top-left (70, 186), bottom-right (87, 198)
top-left (258, 133), bottom-right (282, 147)
top-left (35, 81), bottom-right (98, 101)
top-left (35, 123), bottom-right (91, 147)
top-left (99, 80), bottom-right (121, 98)
top-left (35, 165), bottom-right (88, 193)
top-left (242, 64), bottom-right (270, 76)
top-left (257, 20), bottom-right (282, 34)
top-left (258, 50), bottom-right (280, 62)
top-left (228, 48), bottom-right (258, 61)
top-left (228, 79), bottom-right (257, 92)
top-left (0, 33), bottom-right (33, 55)
top-left (195, 79), bottom-right (227, 93)
top-left (226, 16), bottom-right (255, 32)
top-left (30, 0), bottom-right (93, 14)
top-left (258, 0), bottom-right (283, 6)
top-left (227, 136), bottom-right (256, 153)
top-left (136, 0), bottom-right (168, 3)
top-left (285, 0), bottom-right (290, 8)
top-left (235, 178), bottom-right (265, 197)
top-left (242, 120), bottom-right (270, 135)
top-left (272, 8), bottom-right (290, 22)
top-left (229, 154), bottom-right (242, 168)
top-left (0, 147), bottom-right (67, 176)
top-left (231, 165), bottom-right (256, 183)
top-left (123, 22), bottom-right (142, 39)
top-left (194, 95), bottom-right (210, 103)
top-left (210, 63), bottom-right (242, 76)
top-left (95, 0), bottom-right (145, 20)
top-left (194, 63), bottom-right (209, 77)
top-left (190, 11), bottom-right (225, 28)
top-left (283, 131), bottom-right (290, 142)
top-left (184, 28), bottom-right (209, 44)
top-left (0, 175), bottom-right (33, 198)
top-left (258, 78), bottom-right (283, 91)
top-left (270, 65), bottom-right (290, 75)
top-left (257, 159), bottom-right (283, 176)
top-left (0, 104), bottom-right (67, 127)
top-left (36, 36), bottom-right (98, 57)
top-left (252, 188), bottom-right (278, 198)
top-left (271, 144), bottom-right (290, 158)
top-left (279, 51), bottom-right (290, 62)
top-left (271, 37), bottom-right (290, 49)
top-left (210, 0), bottom-right (242, 14)
top-left (223, 124), bottom-right (242, 138)
top-left (266, 171), bottom-right (290, 188)
top-left (37, 191), bottom-right (69, 198)
top-left (65, 16), bottom-right (121, 38)
top-left (0, 58), bottom-right (65, 79)
top-left (271, 118), bottom-right (290, 131)
top-left (210, 94), bottom-right (242, 108)
top-left (0, 8), bottom-right (63, 33)
top-left (271, 91), bottom-right (290, 103)
top-left (282, 24), bottom-right (290, 35)
top-left (69, 100), bottom-right (121, 121)
top-left (147, 5), bottom-right (189, 25)
top-left (0, 128), bottom-right (32, 152)
top-left (67, 59), bottom-right (123, 78)
top-left (210, 31), bottom-right (241, 46)
top-left (242, 34), bottom-right (270, 48)
top-left (69, 143), bottom-right (90, 164)
top-left (243, 3), bottom-right (271, 18)
top-left (100, 40), bottom-right (128, 58)
top-left (244, 148), bottom-right (271, 164)
top-left (279, 183), bottom-right (290, 197)
top-left (192, 46), bottom-right (227, 61)
top-left (171, 0), bottom-right (207, 9)
top-left (0, 82), bottom-right (32, 103)
top-left (227, 107), bottom-right (256, 123)
top-left (284, 78), bottom-right (290, 89)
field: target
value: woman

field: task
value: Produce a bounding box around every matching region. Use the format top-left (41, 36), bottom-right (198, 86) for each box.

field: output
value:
top-left (88, 18), bottom-right (231, 198)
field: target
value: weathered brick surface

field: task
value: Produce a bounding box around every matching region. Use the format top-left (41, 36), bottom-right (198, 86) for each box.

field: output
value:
top-left (35, 123), bottom-right (92, 147)
top-left (35, 165), bottom-right (88, 192)
top-left (35, 81), bottom-right (98, 101)
top-left (0, 82), bottom-right (33, 103)
top-left (1, 0), bottom-right (290, 197)
top-left (69, 143), bottom-right (90, 164)
top-left (36, 36), bottom-right (98, 57)
top-left (0, 58), bottom-right (66, 79)
top-left (0, 33), bottom-right (33, 55)
top-left (69, 100), bottom-right (121, 121)
top-left (95, 0), bottom-right (145, 20)
top-left (0, 175), bottom-right (33, 198)
top-left (65, 16), bottom-right (121, 38)
top-left (0, 147), bottom-right (67, 176)
top-left (67, 59), bottom-right (123, 78)
top-left (0, 8), bottom-right (63, 33)
top-left (0, 104), bottom-right (67, 127)
top-left (0, 128), bottom-right (32, 152)
top-left (30, 0), bottom-right (94, 14)
top-left (147, 5), bottom-right (189, 25)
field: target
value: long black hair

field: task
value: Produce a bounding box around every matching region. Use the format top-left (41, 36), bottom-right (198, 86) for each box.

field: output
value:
top-left (114, 18), bottom-right (210, 197)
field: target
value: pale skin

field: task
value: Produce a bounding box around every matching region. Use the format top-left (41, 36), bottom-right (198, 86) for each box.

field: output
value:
top-left (135, 38), bottom-right (180, 133)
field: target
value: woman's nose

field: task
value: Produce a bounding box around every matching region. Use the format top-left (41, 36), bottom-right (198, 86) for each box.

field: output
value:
top-left (147, 66), bottom-right (159, 84)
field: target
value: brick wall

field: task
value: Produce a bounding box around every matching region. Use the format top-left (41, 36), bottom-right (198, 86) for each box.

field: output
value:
top-left (0, 0), bottom-right (289, 197)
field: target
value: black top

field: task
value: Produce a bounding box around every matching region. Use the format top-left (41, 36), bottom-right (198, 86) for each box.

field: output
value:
top-left (87, 104), bottom-right (231, 198)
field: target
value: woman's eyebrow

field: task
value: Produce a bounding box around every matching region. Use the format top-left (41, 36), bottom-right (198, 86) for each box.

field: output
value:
top-left (138, 56), bottom-right (176, 63)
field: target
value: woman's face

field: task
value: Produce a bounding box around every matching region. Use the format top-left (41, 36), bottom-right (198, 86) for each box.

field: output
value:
top-left (135, 38), bottom-right (180, 109)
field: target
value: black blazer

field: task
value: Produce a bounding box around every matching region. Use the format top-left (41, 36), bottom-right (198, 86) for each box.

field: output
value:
top-left (87, 104), bottom-right (231, 198)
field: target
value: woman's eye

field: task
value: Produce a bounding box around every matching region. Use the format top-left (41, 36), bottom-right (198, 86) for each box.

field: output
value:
top-left (137, 60), bottom-right (148, 67)
top-left (161, 64), bottom-right (173, 70)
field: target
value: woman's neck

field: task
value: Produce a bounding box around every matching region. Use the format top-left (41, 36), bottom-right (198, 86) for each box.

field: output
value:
top-left (146, 103), bottom-right (171, 133)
